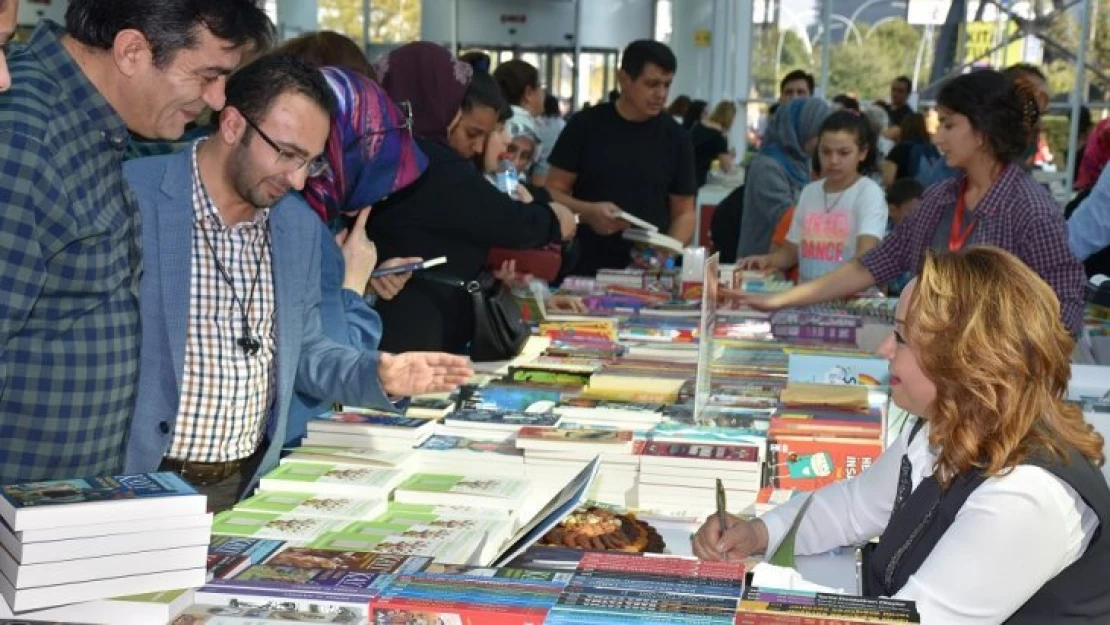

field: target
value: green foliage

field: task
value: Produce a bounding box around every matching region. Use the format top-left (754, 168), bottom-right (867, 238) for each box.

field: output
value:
top-left (316, 0), bottom-right (421, 44)
top-left (1042, 114), bottom-right (1071, 165)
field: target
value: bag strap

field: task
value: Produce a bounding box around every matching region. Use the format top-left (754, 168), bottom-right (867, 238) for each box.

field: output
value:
top-left (418, 272), bottom-right (481, 293)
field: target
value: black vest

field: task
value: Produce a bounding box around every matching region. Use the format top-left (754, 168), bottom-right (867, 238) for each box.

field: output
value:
top-left (866, 420), bottom-right (1110, 624)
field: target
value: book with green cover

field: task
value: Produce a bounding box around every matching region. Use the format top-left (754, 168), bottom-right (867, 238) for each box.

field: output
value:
top-left (308, 527), bottom-right (487, 565)
top-left (235, 491), bottom-right (386, 521)
top-left (380, 501), bottom-right (515, 520)
top-left (211, 509), bottom-right (348, 544)
top-left (258, 462), bottom-right (406, 498)
top-left (393, 473), bottom-right (529, 509)
top-left (281, 445), bottom-right (414, 468)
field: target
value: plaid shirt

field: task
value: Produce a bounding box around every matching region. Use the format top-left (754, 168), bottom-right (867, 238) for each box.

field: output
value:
top-left (0, 22), bottom-right (142, 483)
top-left (860, 163), bottom-right (1086, 334)
top-left (168, 142), bottom-right (277, 463)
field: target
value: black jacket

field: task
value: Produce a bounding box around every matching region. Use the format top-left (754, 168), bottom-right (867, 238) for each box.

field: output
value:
top-left (368, 138), bottom-right (562, 354)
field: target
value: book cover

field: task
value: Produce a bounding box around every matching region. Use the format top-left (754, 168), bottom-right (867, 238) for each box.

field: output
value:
top-left (170, 604), bottom-right (363, 623)
top-left (396, 473), bottom-right (530, 502)
top-left (314, 411), bottom-right (433, 431)
top-left (787, 353), bottom-right (890, 387)
top-left (207, 554), bottom-right (251, 580)
top-left (445, 409), bottom-right (563, 429)
top-left (207, 535), bottom-right (285, 564)
top-left (516, 427), bottom-right (634, 446)
top-left (266, 547), bottom-right (431, 573)
top-left (416, 435), bottom-right (525, 462)
top-left (0, 473), bottom-right (202, 530)
top-left (769, 437), bottom-right (883, 490)
top-left (207, 565), bottom-right (387, 591)
top-left (307, 528), bottom-right (486, 564)
top-left (234, 491), bottom-right (386, 520)
top-left (211, 510), bottom-right (348, 543)
top-left (280, 445), bottom-right (415, 467)
top-left (259, 462), bottom-right (405, 496)
top-left (458, 385), bottom-right (563, 412)
top-left (379, 501), bottom-right (515, 520)
top-left (640, 442), bottom-right (762, 463)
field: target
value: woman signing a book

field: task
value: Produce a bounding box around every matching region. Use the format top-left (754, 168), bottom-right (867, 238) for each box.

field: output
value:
top-left (694, 246), bottom-right (1110, 624)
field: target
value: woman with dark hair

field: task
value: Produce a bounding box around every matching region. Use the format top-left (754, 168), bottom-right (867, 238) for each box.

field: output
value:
top-left (682, 99), bottom-right (708, 132)
top-left (668, 94), bottom-right (691, 124)
top-left (732, 69), bottom-right (1087, 338)
top-left (492, 59), bottom-right (546, 184)
top-left (367, 42), bottom-right (576, 355)
top-left (882, 112), bottom-right (939, 186)
top-left (701, 246), bottom-right (1110, 623)
top-left (533, 93), bottom-right (567, 185)
top-left (277, 31), bottom-right (376, 79)
top-left (736, 97), bottom-right (833, 257)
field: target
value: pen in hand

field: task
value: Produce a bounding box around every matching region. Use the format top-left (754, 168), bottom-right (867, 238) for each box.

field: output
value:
top-left (716, 478), bottom-right (728, 541)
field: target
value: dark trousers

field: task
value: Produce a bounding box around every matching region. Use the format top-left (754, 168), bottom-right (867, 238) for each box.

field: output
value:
top-left (159, 443), bottom-right (267, 514)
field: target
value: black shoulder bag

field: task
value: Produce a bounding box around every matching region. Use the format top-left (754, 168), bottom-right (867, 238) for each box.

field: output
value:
top-left (421, 272), bottom-right (529, 362)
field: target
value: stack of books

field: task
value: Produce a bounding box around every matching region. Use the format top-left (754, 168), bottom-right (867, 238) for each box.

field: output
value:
top-left (414, 434), bottom-right (526, 475)
top-left (637, 440), bottom-right (764, 517)
top-left (368, 570), bottom-right (566, 623)
top-left (516, 426), bottom-right (639, 508)
top-left (1, 587), bottom-right (196, 624)
top-left (258, 461), bottom-right (408, 500)
top-left (302, 411), bottom-right (436, 449)
top-left (544, 552), bottom-right (747, 624)
top-left (0, 473), bottom-right (209, 615)
top-left (737, 587), bottom-right (920, 623)
top-left (434, 409), bottom-right (563, 442)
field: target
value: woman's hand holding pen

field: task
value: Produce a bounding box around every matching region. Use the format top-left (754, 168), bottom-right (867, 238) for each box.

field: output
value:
top-left (692, 514), bottom-right (770, 562)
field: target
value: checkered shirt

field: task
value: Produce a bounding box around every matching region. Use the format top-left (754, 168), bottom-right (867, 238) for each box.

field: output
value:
top-left (859, 163), bottom-right (1087, 335)
top-left (167, 141), bottom-right (277, 463)
top-left (0, 22), bottom-right (142, 483)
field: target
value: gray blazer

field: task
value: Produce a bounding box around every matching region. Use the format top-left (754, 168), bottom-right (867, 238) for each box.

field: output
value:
top-left (122, 147), bottom-right (393, 489)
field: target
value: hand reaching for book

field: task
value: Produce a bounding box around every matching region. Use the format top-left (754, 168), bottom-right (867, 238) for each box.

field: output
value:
top-left (692, 515), bottom-right (768, 562)
top-left (718, 289), bottom-right (785, 312)
top-left (377, 352), bottom-right (474, 397)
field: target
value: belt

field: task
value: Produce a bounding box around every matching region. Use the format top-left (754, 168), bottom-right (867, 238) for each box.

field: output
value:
top-left (160, 456), bottom-right (249, 486)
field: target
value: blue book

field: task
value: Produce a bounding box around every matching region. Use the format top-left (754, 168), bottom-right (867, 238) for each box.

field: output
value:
top-left (545, 607), bottom-right (734, 625)
top-left (786, 352), bottom-right (890, 387)
top-left (459, 385), bottom-right (562, 412)
top-left (443, 409), bottom-right (562, 430)
top-left (207, 535), bottom-right (285, 564)
top-left (0, 472), bottom-right (204, 531)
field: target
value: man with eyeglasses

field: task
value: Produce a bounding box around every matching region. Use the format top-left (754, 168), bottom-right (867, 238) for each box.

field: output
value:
top-left (122, 54), bottom-right (473, 511)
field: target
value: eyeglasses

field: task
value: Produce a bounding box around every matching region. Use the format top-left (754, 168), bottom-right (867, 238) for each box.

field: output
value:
top-left (242, 115), bottom-right (330, 177)
top-left (344, 101), bottom-right (415, 151)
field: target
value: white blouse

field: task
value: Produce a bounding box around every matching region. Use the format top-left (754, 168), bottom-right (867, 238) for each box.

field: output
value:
top-left (758, 418), bottom-right (1100, 625)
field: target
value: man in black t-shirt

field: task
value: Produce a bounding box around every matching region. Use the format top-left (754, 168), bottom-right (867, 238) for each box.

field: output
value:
top-left (545, 39), bottom-right (696, 276)
top-left (882, 76), bottom-right (914, 140)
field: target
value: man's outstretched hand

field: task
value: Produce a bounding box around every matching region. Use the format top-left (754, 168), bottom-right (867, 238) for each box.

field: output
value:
top-left (378, 352), bottom-right (474, 397)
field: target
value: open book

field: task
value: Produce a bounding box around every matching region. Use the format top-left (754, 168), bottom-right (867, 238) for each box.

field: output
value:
top-left (622, 228), bottom-right (684, 254)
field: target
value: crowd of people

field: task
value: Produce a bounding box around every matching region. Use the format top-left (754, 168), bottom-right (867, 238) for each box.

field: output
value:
top-left (1, 1), bottom-right (1109, 623)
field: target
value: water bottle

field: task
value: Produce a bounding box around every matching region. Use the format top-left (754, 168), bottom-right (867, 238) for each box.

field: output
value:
top-left (495, 158), bottom-right (519, 197)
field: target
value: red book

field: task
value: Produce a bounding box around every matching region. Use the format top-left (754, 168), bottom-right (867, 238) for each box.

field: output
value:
top-left (769, 437), bottom-right (883, 491)
top-left (487, 246), bottom-right (562, 282)
top-left (370, 597), bottom-right (548, 625)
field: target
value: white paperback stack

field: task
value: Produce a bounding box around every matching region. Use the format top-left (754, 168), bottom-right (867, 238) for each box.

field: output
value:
top-left (516, 426), bottom-right (640, 508)
top-left (301, 411), bottom-right (436, 449)
top-left (0, 472), bottom-right (209, 617)
top-left (636, 441), bottom-right (765, 517)
top-left (414, 434), bottom-right (526, 476)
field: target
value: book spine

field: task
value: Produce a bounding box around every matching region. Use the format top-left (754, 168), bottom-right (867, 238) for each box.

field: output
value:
top-left (556, 591), bottom-right (738, 616)
top-left (567, 574), bottom-right (743, 597)
top-left (577, 553), bottom-right (746, 581)
top-left (546, 606), bottom-right (734, 625)
top-left (740, 603), bottom-right (918, 622)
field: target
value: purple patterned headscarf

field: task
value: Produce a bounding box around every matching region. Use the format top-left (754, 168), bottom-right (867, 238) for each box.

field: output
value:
top-left (374, 42), bottom-right (473, 142)
top-left (303, 67), bottom-right (428, 222)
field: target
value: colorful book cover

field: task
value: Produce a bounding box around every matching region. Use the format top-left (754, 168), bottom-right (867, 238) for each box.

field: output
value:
top-left (316, 411), bottom-right (433, 430)
top-left (396, 474), bottom-right (529, 501)
top-left (516, 427), bottom-right (634, 445)
top-left (207, 535), bottom-right (285, 563)
top-left (416, 435), bottom-right (524, 461)
top-left (640, 442), bottom-right (761, 463)
top-left (649, 422), bottom-right (768, 445)
top-left (264, 547), bottom-right (431, 574)
top-left (445, 409), bottom-right (562, 429)
top-left (205, 564), bottom-right (388, 592)
top-left (172, 605), bottom-right (362, 623)
top-left (1, 472), bottom-right (196, 510)
top-left (235, 491), bottom-right (385, 521)
top-left (508, 368), bottom-right (594, 387)
top-left (206, 554), bottom-right (251, 580)
top-left (769, 437), bottom-right (883, 490)
top-left (458, 385), bottom-right (563, 412)
top-left (786, 352), bottom-right (890, 387)
top-left (576, 552), bottom-right (746, 582)
top-left (211, 510), bottom-right (348, 543)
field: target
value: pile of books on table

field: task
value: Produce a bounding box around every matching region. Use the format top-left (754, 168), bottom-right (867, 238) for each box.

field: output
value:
top-left (0, 472), bottom-right (210, 623)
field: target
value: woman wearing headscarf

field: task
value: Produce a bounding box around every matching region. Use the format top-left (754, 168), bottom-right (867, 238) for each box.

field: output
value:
top-left (280, 66), bottom-right (431, 446)
top-left (736, 97), bottom-right (832, 258)
top-left (369, 42), bottom-right (577, 356)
